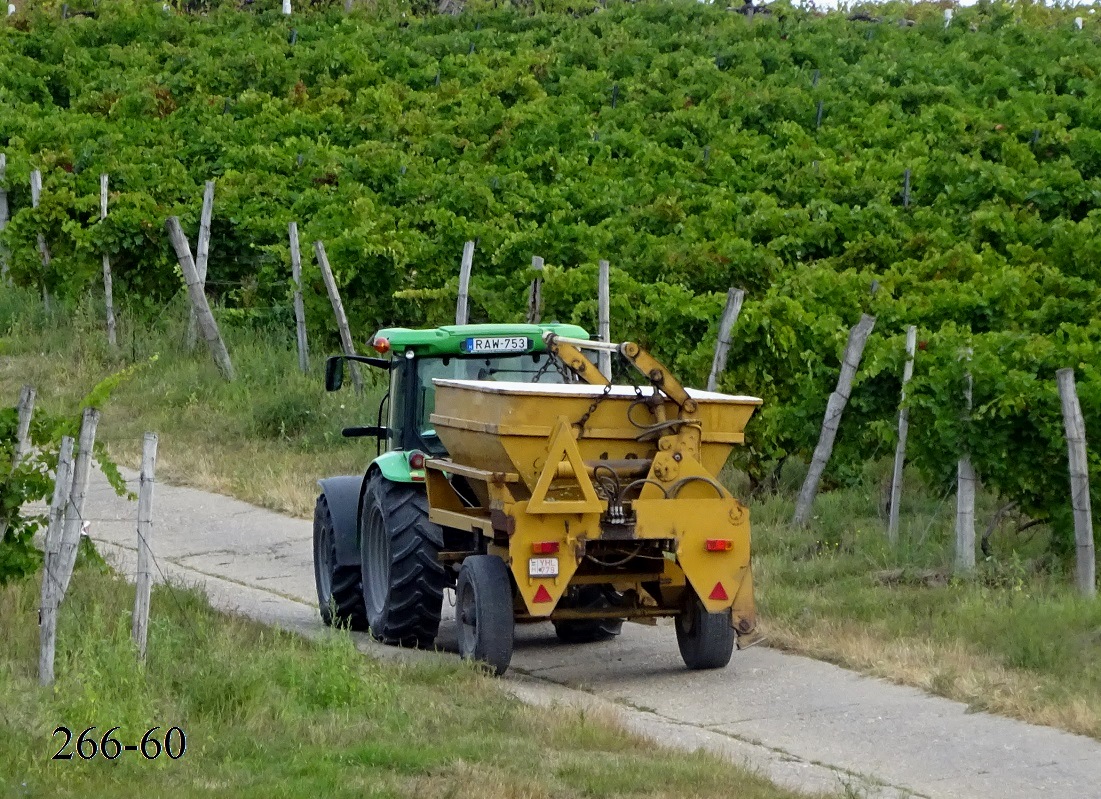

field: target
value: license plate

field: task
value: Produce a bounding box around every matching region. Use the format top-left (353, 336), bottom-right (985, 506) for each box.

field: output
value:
top-left (528, 557), bottom-right (559, 577)
top-left (461, 336), bottom-right (531, 354)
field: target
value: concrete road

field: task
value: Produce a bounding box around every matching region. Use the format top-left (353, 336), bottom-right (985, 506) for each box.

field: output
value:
top-left (78, 470), bottom-right (1101, 799)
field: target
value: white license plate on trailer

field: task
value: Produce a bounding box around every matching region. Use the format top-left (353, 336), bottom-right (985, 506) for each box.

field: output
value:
top-left (462, 336), bottom-right (531, 354)
top-left (528, 557), bottom-right (559, 577)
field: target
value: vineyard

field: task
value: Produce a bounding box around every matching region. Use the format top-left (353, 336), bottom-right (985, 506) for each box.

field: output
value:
top-left (1, 0), bottom-right (1099, 564)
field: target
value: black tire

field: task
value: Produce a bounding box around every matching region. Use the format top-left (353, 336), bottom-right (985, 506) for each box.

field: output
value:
top-left (675, 589), bottom-right (735, 670)
top-left (552, 585), bottom-right (624, 644)
top-left (313, 493), bottom-right (368, 631)
top-left (359, 475), bottom-right (446, 648)
top-left (456, 555), bottom-right (515, 675)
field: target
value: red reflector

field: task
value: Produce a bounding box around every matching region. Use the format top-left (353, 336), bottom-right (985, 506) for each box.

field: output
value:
top-left (408, 451), bottom-right (426, 470)
top-left (708, 582), bottom-right (729, 601)
top-left (532, 541), bottom-right (560, 554)
top-left (533, 585), bottom-right (553, 603)
top-left (705, 539), bottom-right (733, 552)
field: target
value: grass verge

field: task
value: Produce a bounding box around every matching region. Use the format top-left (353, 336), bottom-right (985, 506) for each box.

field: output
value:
top-left (3, 291), bottom-right (1100, 744)
top-left (0, 567), bottom-right (819, 799)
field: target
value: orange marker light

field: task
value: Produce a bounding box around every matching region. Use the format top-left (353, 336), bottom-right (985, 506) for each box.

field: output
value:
top-left (531, 542), bottom-right (560, 555)
top-left (372, 337), bottom-right (391, 354)
top-left (705, 539), bottom-right (734, 552)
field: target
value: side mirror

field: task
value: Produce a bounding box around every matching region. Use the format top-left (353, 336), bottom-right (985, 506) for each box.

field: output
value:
top-left (324, 356), bottom-right (344, 392)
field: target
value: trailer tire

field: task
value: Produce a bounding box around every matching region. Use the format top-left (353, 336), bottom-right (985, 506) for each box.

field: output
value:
top-left (675, 591), bottom-right (735, 670)
top-left (456, 555), bottom-right (514, 676)
top-left (360, 476), bottom-right (446, 648)
top-left (313, 493), bottom-right (368, 631)
top-left (552, 586), bottom-right (624, 643)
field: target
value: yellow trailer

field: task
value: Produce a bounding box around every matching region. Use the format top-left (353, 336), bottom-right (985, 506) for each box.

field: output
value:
top-left (423, 333), bottom-right (762, 674)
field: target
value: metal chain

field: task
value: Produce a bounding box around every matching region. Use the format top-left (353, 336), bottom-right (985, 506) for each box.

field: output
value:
top-left (574, 381), bottom-right (613, 438)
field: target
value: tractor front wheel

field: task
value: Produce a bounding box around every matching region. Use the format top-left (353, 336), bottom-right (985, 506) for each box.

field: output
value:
top-left (313, 493), bottom-right (368, 631)
top-left (456, 555), bottom-right (515, 676)
top-left (675, 589), bottom-right (735, 670)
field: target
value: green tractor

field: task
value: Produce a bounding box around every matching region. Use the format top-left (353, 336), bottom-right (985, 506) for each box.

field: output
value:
top-left (313, 323), bottom-right (596, 649)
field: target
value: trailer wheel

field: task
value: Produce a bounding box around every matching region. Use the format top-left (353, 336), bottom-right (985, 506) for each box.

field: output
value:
top-left (552, 586), bottom-right (624, 643)
top-left (313, 493), bottom-right (368, 631)
top-left (360, 476), bottom-right (446, 648)
top-left (675, 590), bottom-right (735, 670)
top-left (456, 555), bottom-right (514, 676)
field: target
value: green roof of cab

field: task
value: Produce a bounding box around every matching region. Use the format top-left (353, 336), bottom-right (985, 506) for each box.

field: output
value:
top-left (370, 323), bottom-right (590, 357)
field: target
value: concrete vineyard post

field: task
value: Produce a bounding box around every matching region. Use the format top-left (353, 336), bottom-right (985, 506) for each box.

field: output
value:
top-left (0, 153), bottom-right (9, 283)
top-left (289, 222), bottom-right (309, 374)
top-left (598, 259), bottom-right (611, 380)
top-left (955, 348), bottom-right (976, 574)
top-left (707, 288), bottom-right (745, 392)
top-left (100, 174), bottom-right (117, 347)
top-left (39, 436), bottom-right (75, 687)
top-left (456, 240), bottom-right (475, 325)
top-left (1056, 369), bottom-right (1096, 598)
top-left (133, 433), bottom-right (159, 661)
top-left (314, 240), bottom-right (364, 395)
top-left (56, 407), bottom-right (100, 598)
top-left (186, 181), bottom-right (215, 351)
top-left (526, 255), bottom-right (544, 324)
top-left (887, 326), bottom-right (917, 546)
top-left (165, 217), bottom-right (236, 381)
top-left (0, 385), bottom-right (36, 542)
top-left (793, 314), bottom-right (877, 526)
top-left (29, 169), bottom-right (52, 310)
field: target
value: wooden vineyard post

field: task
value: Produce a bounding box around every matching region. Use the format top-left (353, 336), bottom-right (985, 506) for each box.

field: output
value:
top-left (793, 314), bottom-right (877, 526)
top-left (314, 241), bottom-right (364, 395)
top-left (13, 384), bottom-right (35, 466)
top-left (186, 181), bottom-right (215, 351)
top-left (887, 326), bottom-right (917, 546)
top-left (289, 222), bottom-right (309, 374)
top-left (707, 288), bottom-right (745, 392)
top-left (526, 255), bottom-right (544, 324)
top-left (1056, 369), bottom-right (1096, 598)
top-left (598, 259), bottom-right (611, 380)
top-left (29, 169), bottom-right (52, 310)
top-left (100, 174), bottom-right (117, 347)
top-left (955, 348), bottom-right (976, 574)
top-left (0, 153), bottom-right (9, 283)
top-left (39, 436), bottom-right (75, 686)
top-left (56, 408), bottom-right (100, 597)
top-left (165, 217), bottom-right (235, 381)
top-left (456, 240), bottom-right (475, 325)
top-left (132, 433), bottom-right (159, 661)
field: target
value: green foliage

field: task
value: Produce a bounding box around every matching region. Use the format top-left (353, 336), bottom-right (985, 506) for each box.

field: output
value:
top-left (1, 0), bottom-right (1099, 559)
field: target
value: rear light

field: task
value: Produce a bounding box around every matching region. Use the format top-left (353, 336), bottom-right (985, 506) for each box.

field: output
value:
top-left (531, 541), bottom-right (559, 554)
top-left (705, 539), bottom-right (733, 552)
top-left (408, 451), bottom-right (426, 470)
top-left (372, 337), bottom-right (391, 354)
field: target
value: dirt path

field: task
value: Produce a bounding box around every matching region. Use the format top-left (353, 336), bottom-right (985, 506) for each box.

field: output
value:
top-left (81, 469), bottom-right (1101, 799)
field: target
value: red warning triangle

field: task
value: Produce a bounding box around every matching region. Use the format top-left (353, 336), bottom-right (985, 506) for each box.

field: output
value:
top-left (708, 582), bottom-right (729, 601)
top-left (533, 584), bottom-right (553, 603)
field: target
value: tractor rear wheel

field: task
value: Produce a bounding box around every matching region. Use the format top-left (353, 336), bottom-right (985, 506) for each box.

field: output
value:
top-left (359, 475), bottom-right (446, 648)
top-left (313, 493), bottom-right (368, 631)
top-left (456, 555), bottom-right (514, 676)
top-left (675, 589), bottom-right (735, 670)
top-left (552, 586), bottom-right (624, 644)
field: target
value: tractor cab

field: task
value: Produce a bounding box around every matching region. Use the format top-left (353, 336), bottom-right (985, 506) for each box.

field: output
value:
top-left (325, 323), bottom-right (591, 462)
